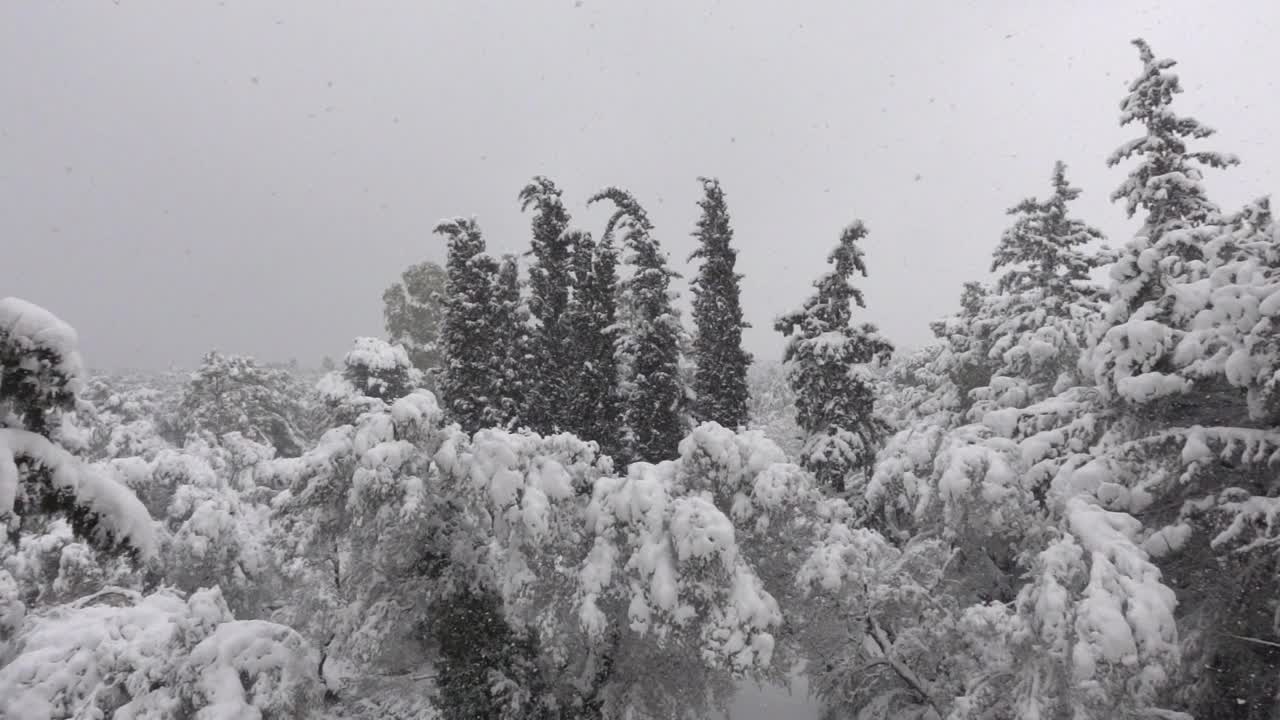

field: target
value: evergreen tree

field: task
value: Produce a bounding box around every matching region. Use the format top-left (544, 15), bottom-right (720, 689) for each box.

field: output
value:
top-left (435, 217), bottom-right (499, 435)
top-left (1106, 37), bottom-right (1239, 317)
top-left (425, 587), bottom-right (551, 720)
top-left (488, 255), bottom-right (532, 430)
top-left (967, 161), bottom-right (1108, 409)
top-left (775, 221), bottom-right (892, 494)
top-left (175, 351), bottom-right (307, 457)
top-left (1092, 40), bottom-right (1280, 718)
top-left (587, 187), bottom-right (686, 463)
top-left (992, 161), bottom-right (1105, 300)
top-left (381, 260), bottom-right (448, 381)
top-left (519, 177), bottom-right (575, 434)
top-left (0, 297), bottom-right (155, 558)
top-left (340, 337), bottom-right (420, 403)
top-left (564, 230), bottom-right (622, 460)
top-left (688, 177), bottom-right (752, 429)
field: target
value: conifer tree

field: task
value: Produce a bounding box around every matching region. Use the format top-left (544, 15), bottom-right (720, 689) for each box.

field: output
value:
top-left (519, 177), bottom-right (575, 434)
top-left (1106, 38), bottom-right (1239, 317)
top-left (488, 255), bottom-right (532, 430)
top-left (992, 161), bottom-right (1104, 300)
top-left (0, 297), bottom-right (155, 558)
top-left (587, 187), bottom-right (686, 463)
top-left (1092, 40), bottom-right (1280, 717)
top-left (435, 217), bottom-right (499, 434)
top-left (775, 221), bottom-right (892, 494)
top-left (426, 587), bottom-right (551, 720)
top-left (688, 177), bottom-right (752, 429)
top-left (564, 230), bottom-right (622, 459)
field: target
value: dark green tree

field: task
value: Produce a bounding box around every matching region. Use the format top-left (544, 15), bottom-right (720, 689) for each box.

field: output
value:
top-left (425, 587), bottom-right (551, 720)
top-left (587, 187), bottom-right (686, 464)
top-left (688, 177), bottom-right (751, 429)
top-left (381, 260), bottom-right (448, 381)
top-left (435, 218), bottom-right (499, 434)
top-left (775, 221), bottom-right (893, 494)
top-left (488, 255), bottom-right (532, 430)
top-left (564, 230), bottom-right (622, 461)
top-left (519, 177), bottom-right (575, 434)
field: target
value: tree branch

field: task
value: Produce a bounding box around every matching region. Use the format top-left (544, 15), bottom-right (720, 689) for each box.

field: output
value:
top-left (866, 617), bottom-right (941, 716)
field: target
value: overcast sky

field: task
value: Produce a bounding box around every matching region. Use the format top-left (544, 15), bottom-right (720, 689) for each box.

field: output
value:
top-left (2, 1), bottom-right (1277, 372)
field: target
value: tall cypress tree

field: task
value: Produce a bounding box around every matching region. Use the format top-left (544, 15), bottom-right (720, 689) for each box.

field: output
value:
top-left (489, 254), bottom-right (532, 430)
top-left (435, 217), bottom-right (498, 435)
top-left (688, 177), bottom-right (751, 429)
top-left (587, 187), bottom-right (686, 464)
top-left (519, 177), bottom-right (575, 434)
top-left (565, 229), bottom-right (622, 460)
top-left (775, 221), bottom-right (893, 495)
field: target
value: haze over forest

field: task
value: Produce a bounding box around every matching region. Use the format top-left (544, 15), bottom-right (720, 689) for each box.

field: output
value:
top-left (3, 1), bottom-right (1277, 369)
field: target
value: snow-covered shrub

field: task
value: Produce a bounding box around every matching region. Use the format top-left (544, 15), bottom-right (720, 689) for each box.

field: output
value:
top-left (0, 586), bottom-right (320, 719)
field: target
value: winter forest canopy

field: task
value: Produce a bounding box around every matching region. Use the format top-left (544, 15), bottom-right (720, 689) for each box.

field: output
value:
top-left (3, 29), bottom-right (1280, 720)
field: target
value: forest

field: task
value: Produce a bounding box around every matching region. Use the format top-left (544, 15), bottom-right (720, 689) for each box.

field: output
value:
top-left (2, 38), bottom-right (1279, 719)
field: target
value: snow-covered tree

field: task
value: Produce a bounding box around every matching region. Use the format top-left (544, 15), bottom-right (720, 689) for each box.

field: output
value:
top-left (0, 586), bottom-right (321, 718)
top-left (588, 187), bottom-right (687, 464)
top-left (1084, 43), bottom-right (1279, 712)
top-left (775, 222), bottom-right (893, 495)
top-left (173, 351), bottom-right (307, 458)
top-left (965, 162), bottom-right (1108, 421)
top-left (1105, 37), bottom-right (1239, 319)
top-left (993, 161), bottom-right (1105, 299)
top-left (339, 337), bottom-right (421, 404)
top-left (490, 254), bottom-right (533, 430)
top-left (520, 176), bottom-right (577, 435)
top-left (1, 297), bottom-right (156, 560)
top-left (72, 377), bottom-right (170, 462)
top-left (382, 259), bottom-right (448, 380)
top-left (266, 388), bottom-right (448, 696)
top-left (434, 422), bottom-right (810, 720)
top-left (689, 177), bottom-right (752, 430)
top-left (846, 40), bottom-right (1267, 719)
top-left (436, 217), bottom-right (501, 435)
top-left (565, 229), bottom-right (623, 462)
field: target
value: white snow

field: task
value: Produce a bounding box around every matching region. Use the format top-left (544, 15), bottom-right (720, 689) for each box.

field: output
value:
top-left (0, 428), bottom-right (156, 558)
top-left (0, 297), bottom-right (85, 384)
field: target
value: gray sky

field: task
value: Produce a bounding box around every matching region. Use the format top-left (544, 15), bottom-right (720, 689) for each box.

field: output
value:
top-left (2, 1), bottom-right (1277, 371)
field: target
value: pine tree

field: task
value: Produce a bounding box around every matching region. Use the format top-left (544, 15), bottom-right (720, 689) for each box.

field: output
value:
top-left (1106, 38), bottom-right (1239, 317)
top-left (1090, 40), bottom-right (1280, 717)
top-left (688, 177), bottom-right (752, 429)
top-left (992, 161), bottom-right (1104, 300)
top-left (519, 177), bottom-right (575, 434)
top-left (587, 187), bottom-right (686, 463)
top-left (775, 221), bottom-right (892, 494)
top-left (968, 161), bottom-right (1108, 407)
top-left (426, 587), bottom-right (551, 720)
top-left (381, 260), bottom-right (448, 381)
top-left (488, 254), bottom-right (532, 430)
top-left (435, 217), bottom-right (499, 435)
top-left (176, 351), bottom-right (307, 457)
top-left (340, 337), bottom-right (420, 403)
top-left (1, 297), bottom-right (155, 558)
top-left (564, 230), bottom-right (622, 461)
